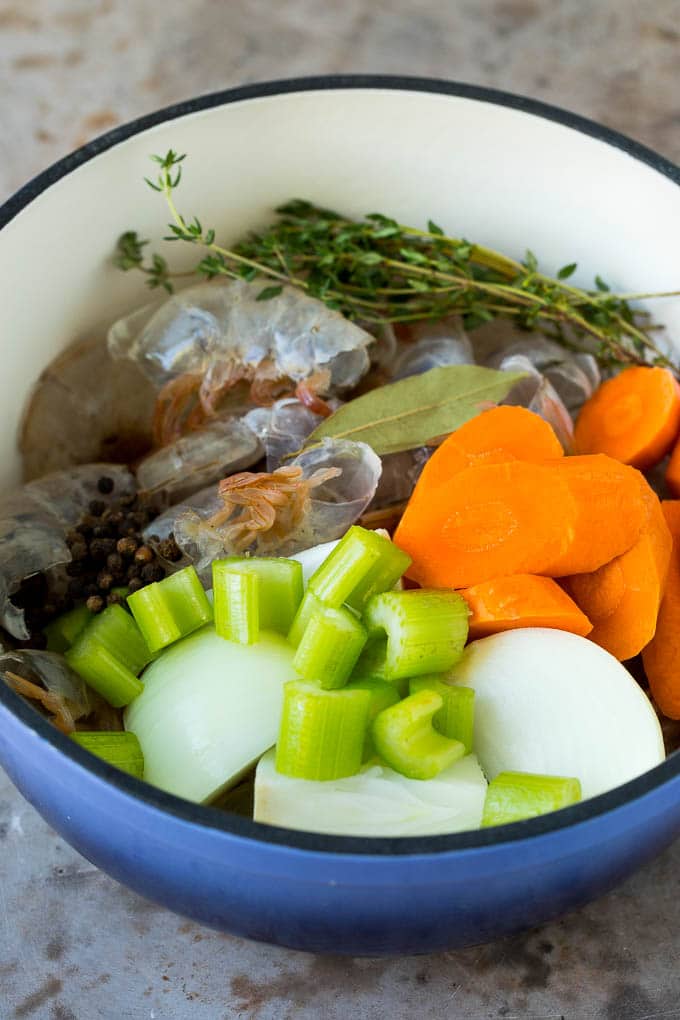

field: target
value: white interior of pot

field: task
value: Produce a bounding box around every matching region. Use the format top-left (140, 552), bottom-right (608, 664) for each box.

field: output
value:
top-left (2, 86), bottom-right (680, 485)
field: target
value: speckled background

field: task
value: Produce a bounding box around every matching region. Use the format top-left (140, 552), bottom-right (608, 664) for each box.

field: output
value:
top-left (2, 2), bottom-right (680, 1017)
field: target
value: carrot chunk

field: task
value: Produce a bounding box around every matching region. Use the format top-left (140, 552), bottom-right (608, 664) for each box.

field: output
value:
top-left (564, 481), bottom-right (672, 661)
top-left (642, 501), bottom-right (680, 717)
top-left (665, 436), bottom-right (680, 497)
top-left (574, 366), bottom-right (680, 469)
top-left (460, 574), bottom-right (592, 640)
top-left (422, 405), bottom-right (564, 488)
top-left (395, 455), bottom-right (646, 589)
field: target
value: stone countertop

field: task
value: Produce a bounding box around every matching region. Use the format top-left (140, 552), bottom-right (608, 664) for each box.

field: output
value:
top-left (2, 2), bottom-right (680, 1017)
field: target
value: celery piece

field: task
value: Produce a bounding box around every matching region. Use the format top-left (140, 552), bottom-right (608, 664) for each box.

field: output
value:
top-left (65, 604), bottom-right (153, 707)
top-left (308, 526), bottom-right (382, 606)
top-left (213, 557), bottom-right (303, 634)
top-left (409, 676), bottom-right (475, 753)
top-left (127, 565), bottom-right (212, 653)
top-left (44, 604), bottom-right (92, 653)
top-left (345, 677), bottom-right (401, 759)
top-left (213, 566), bottom-right (260, 645)
top-left (372, 689), bottom-right (466, 780)
top-left (364, 589), bottom-right (469, 681)
top-left (482, 771), bottom-right (582, 827)
top-left (293, 605), bottom-right (368, 689)
top-left (71, 731), bottom-right (144, 778)
top-left (127, 582), bottom-right (182, 652)
top-left (308, 526), bottom-right (411, 612)
top-left (288, 589), bottom-right (324, 647)
top-left (275, 680), bottom-right (371, 780)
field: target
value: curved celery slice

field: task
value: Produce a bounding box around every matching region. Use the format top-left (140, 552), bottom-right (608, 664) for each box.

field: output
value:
top-left (364, 589), bottom-right (470, 681)
top-left (213, 567), bottom-right (259, 645)
top-left (128, 565), bottom-right (212, 653)
top-left (372, 689), bottom-right (465, 780)
top-left (275, 681), bottom-right (371, 780)
top-left (345, 677), bottom-right (401, 759)
top-left (308, 526), bottom-right (410, 611)
top-left (482, 771), bottom-right (582, 827)
top-left (409, 676), bottom-right (475, 753)
top-left (71, 731), bottom-right (144, 778)
top-left (292, 605), bottom-right (367, 689)
top-left (288, 589), bottom-right (324, 648)
top-left (213, 557), bottom-right (303, 634)
top-left (65, 604), bottom-right (152, 707)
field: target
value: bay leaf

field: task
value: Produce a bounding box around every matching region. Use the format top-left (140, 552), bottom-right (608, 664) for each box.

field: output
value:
top-left (307, 365), bottom-right (527, 455)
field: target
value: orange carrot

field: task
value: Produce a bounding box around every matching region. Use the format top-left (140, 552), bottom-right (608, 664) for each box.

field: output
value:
top-left (460, 574), bottom-right (592, 640)
top-left (422, 405), bottom-right (564, 488)
top-left (574, 366), bottom-right (680, 469)
top-left (665, 436), bottom-right (680, 497)
top-left (642, 501), bottom-right (680, 717)
top-left (564, 481), bottom-right (672, 660)
top-left (395, 454), bottom-right (646, 589)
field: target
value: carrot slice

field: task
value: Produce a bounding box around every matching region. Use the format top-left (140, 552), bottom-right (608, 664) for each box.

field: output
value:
top-left (642, 501), bottom-right (680, 717)
top-left (395, 454), bottom-right (646, 589)
top-left (422, 405), bottom-right (564, 488)
top-left (564, 480), bottom-right (672, 660)
top-left (574, 366), bottom-right (680, 469)
top-left (460, 574), bottom-right (592, 640)
top-left (665, 436), bottom-right (680, 497)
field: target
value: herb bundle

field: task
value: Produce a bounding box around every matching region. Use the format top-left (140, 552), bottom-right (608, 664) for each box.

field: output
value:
top-left (115, 151), bottom-right (680, 374)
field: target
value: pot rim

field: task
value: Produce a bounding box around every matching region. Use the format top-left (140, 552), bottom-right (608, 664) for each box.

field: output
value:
top-left (2, 74), bottom-right (678, 857)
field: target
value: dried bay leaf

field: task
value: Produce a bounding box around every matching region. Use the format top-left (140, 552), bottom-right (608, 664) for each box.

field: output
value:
top-left (307, 365), bottom-right (527, 455)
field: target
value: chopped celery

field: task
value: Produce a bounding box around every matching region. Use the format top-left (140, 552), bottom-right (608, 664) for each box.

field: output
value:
top-left (364, 589), bottom-right (469, 681)
top-left (213, 567), bottom-right (260, 645)
top-left (44, 604), bottom-right (92, 653)
top-left (345, 677), bottom-right (401, 759)
top-left (372, 689), bottom-right (466, 780)
top-left (213, 557), bottom-right (303, 635)
top-left (293, 604), bottom-right (368, 689)
top-left (308, 526), bottom-right (410, 611)
top-left (288, 589), bottom-right (324, 647)
top-left (482, 771), bottom-right (582, 827)
top-left (66, 605), bottom-right (153, 707)
top-left (409, 676), bottom-right (475, 753)
top-left (275, 680), bottom-right (371, 780)
top-left (128, 565), bottom-right (212, 653)
top-left (70, 731), bottom-right (144, 778)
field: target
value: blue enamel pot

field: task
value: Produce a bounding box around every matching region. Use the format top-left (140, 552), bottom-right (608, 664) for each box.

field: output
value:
top-left (1, 77), bottom-right (680, 955)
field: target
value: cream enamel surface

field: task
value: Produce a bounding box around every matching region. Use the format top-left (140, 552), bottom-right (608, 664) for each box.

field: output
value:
top-left (3, 86), bottom-right (680, 485)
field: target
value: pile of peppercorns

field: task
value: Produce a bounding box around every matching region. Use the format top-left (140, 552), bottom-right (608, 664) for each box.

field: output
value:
top-left (13, 474), bottom-right (182, 646)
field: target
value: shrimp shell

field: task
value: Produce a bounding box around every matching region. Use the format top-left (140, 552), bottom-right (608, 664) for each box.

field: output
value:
top-left (108, 280), bottom-right (375, 394)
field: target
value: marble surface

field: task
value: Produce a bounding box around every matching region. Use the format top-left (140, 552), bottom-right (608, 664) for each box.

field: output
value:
top-left (2, 1), bottom-right (680, 1017)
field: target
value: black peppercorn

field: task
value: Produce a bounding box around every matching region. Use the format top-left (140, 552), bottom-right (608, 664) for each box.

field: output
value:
top-left (97, 476), bottom-right (114, 495)
top-left (127, 576), bottom-right (144, 594)
top-left (90, 537), bottom-right (116, 560)
top-left (141, 562), bottom-right (165, 583)
top-left (97, 571), bottom-right (114, 592)
top-left (117, 536), bottom-right (138, 557)
top-left (89, 499), bottom-right (106, 517)
top-left (86, 594), bottom-right (105, 614)
top-left (134, 545), bottom-right (153, 565)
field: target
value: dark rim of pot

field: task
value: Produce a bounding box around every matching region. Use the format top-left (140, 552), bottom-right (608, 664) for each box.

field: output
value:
top-left (1, 75), bottom-right (679, 857)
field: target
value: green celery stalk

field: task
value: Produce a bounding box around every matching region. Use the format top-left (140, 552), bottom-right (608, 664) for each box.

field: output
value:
top-left (127, 565), bottom-right (212, 653)
top-left (70, 731), bottom-right (144, 778)
top-left (482, 771), bottom-right (582, 827)
top-left (65, 604), bottom-right (153, 707)
top-left (409, 676), bottom-right (475, 753)
top-left (363, 589), bottom-right (469, 681)
top-left (308, 526), bottom-right (410, 612)
top-left (344, 677), bottom-right (401, 759)
top-left (275, 680), bottom-right (371, 780)
top-left (293, 605), bottom-right (368, 689)
top-left (372, 689), bottom-right (465, 780)
top-left (213, 557), bottom-right (303, 634)
top-left (44, 604), bottom-right (92, 653)
top-left (213, 567), bottom-right (260, 645)
top-left (288, 589), bottom-right (324, 648)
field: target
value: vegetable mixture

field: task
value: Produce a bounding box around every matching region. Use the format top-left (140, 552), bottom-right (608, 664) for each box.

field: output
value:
top-left (5, 151), bottom-right (680, 838)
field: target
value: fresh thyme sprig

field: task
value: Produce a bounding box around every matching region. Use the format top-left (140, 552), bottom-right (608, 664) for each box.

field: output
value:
top-left (115, 150), bottom-right (680, 373)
